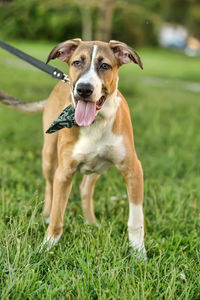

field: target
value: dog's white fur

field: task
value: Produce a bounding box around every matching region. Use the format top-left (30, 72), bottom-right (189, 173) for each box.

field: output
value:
top-left (72, 94), bottom-right (125, 174)
top-left (0, 39), bottom-right (146, 260)
top-left (74, 45), bottom-right (102, 101)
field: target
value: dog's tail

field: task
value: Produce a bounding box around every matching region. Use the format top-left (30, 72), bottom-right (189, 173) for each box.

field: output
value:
top-left (0, 90), bottom-right (47, 113)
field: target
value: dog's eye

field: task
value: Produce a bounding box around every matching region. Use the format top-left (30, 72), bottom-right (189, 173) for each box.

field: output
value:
top-left (100, 63), bottom-right (111, 70)
top-left (72, 60), bottom-right (82, 67)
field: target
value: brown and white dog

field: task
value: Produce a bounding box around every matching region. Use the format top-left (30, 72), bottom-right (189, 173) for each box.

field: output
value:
top-left (0, 39), bottom-right (146, 258)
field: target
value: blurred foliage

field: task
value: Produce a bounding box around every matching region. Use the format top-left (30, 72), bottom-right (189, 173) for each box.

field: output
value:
top-left (112, 2), bottom-right (160, 46)
top-left (0, 0), bottom-right (199, 45)
top-left (162, 0), bottom-right (200, 36)
top-left (0, 0), bottom-right (81, 41)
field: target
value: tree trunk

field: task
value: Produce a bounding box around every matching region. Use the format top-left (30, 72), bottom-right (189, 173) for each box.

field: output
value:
top-left (81, 5), bottom-right (92, 41)
top-left (96, 0), bottom-right (113, 42)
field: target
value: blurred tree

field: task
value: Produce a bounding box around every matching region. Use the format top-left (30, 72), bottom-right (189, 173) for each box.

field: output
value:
top-left (112, 0), bottom-right (160, 46)
top-left (187, 0), bottom-right (200, 36)
top-left (0, 0), bottom-right (199, 46)
top-left (75, 0), bottom-right (93, 40)
top-left (96, 0), bottom-right (113, 42)
top-left (0, 0), bottom-right (82, 41)
top-left (162, 0), bottom-right (190, 24)
top-left (0, 0), bottom-right (13, 4)
top-left (160, 0), bottom-right (200, 36)
top-left (81, 5), bottom-right (92, 40)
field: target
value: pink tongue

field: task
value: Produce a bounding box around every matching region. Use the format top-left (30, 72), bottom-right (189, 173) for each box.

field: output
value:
top-left (75, 100), bottom-right (96, 126)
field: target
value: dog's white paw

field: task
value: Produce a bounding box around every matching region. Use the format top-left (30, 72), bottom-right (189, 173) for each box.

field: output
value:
top-left (45, 217), bottom-right (50, 224)
top-left (85, 220), bottom-right (99, 227)
top-left (38, 234), bottom-right (61, 252)
top-left (130, 242), bottom-right (147, 262)
top-left (128, 225), bottom-right (146, 261)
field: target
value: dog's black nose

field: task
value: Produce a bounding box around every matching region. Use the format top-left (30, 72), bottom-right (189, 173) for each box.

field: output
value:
top-left (77, 83), bottom-right (94, 98)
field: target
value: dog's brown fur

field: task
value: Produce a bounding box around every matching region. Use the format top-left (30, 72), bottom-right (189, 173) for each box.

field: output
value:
top-left (0, 39), bottom-right (146, 257)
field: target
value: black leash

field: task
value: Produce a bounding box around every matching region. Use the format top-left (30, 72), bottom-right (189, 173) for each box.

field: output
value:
top-left (0, 40), bottom-right (70, 83)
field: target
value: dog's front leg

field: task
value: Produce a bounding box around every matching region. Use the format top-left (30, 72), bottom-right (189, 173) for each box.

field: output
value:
top-left (40, 165), bottom-right (74, 251)
top-left (119, 158), bottom-right (146, 260)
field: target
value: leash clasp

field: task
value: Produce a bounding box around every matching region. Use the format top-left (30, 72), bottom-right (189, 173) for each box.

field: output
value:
top-left (62, 74), bottom-right (70, 84)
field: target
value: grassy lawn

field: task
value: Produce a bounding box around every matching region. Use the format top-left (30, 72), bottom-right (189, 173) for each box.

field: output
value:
top-left (0, 40), bottom-right (200, 299)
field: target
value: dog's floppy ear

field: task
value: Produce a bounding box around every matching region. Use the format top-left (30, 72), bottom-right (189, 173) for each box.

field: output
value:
top-left (46, 38), bottom-right (82, 64)
top-left (109, 40), bottom-right (143, 69)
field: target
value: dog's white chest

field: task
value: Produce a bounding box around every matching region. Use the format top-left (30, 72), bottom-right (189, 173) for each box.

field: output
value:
top-left (72, 121), bottom-right (125, 174)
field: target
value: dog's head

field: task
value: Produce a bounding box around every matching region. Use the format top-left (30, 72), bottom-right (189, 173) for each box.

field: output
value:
top-left (46, 39), bottom-right (143, 126)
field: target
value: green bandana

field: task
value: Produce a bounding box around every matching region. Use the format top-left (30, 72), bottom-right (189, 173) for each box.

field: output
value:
top-left (46, 105), bottom-right (77, 134)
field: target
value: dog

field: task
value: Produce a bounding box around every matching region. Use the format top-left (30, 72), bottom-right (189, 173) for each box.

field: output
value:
top-left (0, 39), bottom-right (146, 258)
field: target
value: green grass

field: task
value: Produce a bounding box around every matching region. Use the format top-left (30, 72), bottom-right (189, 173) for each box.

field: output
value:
top-left (0, 40), bottom-right (200, 299)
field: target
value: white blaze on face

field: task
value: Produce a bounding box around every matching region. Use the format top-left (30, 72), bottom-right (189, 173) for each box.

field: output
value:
top-left (74, 45), bottom-right (102, 101)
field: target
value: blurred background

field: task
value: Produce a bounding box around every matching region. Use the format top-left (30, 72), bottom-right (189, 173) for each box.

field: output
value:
top-left (0, 1), bottom-right (200, 297)
top-left (0, 0), bottom-right (200, 54)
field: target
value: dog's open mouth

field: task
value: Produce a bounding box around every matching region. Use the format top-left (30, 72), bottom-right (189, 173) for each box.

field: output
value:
top-left (96, 95), bottom-right (106, 110)
top-left (75, 95), bottom-right (106, 127)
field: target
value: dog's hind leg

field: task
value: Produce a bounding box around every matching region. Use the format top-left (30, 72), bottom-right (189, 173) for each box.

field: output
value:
top-left (80, 174), bottom-right (100, 225)
top-left (42, 133), bottom-right (58, 223)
